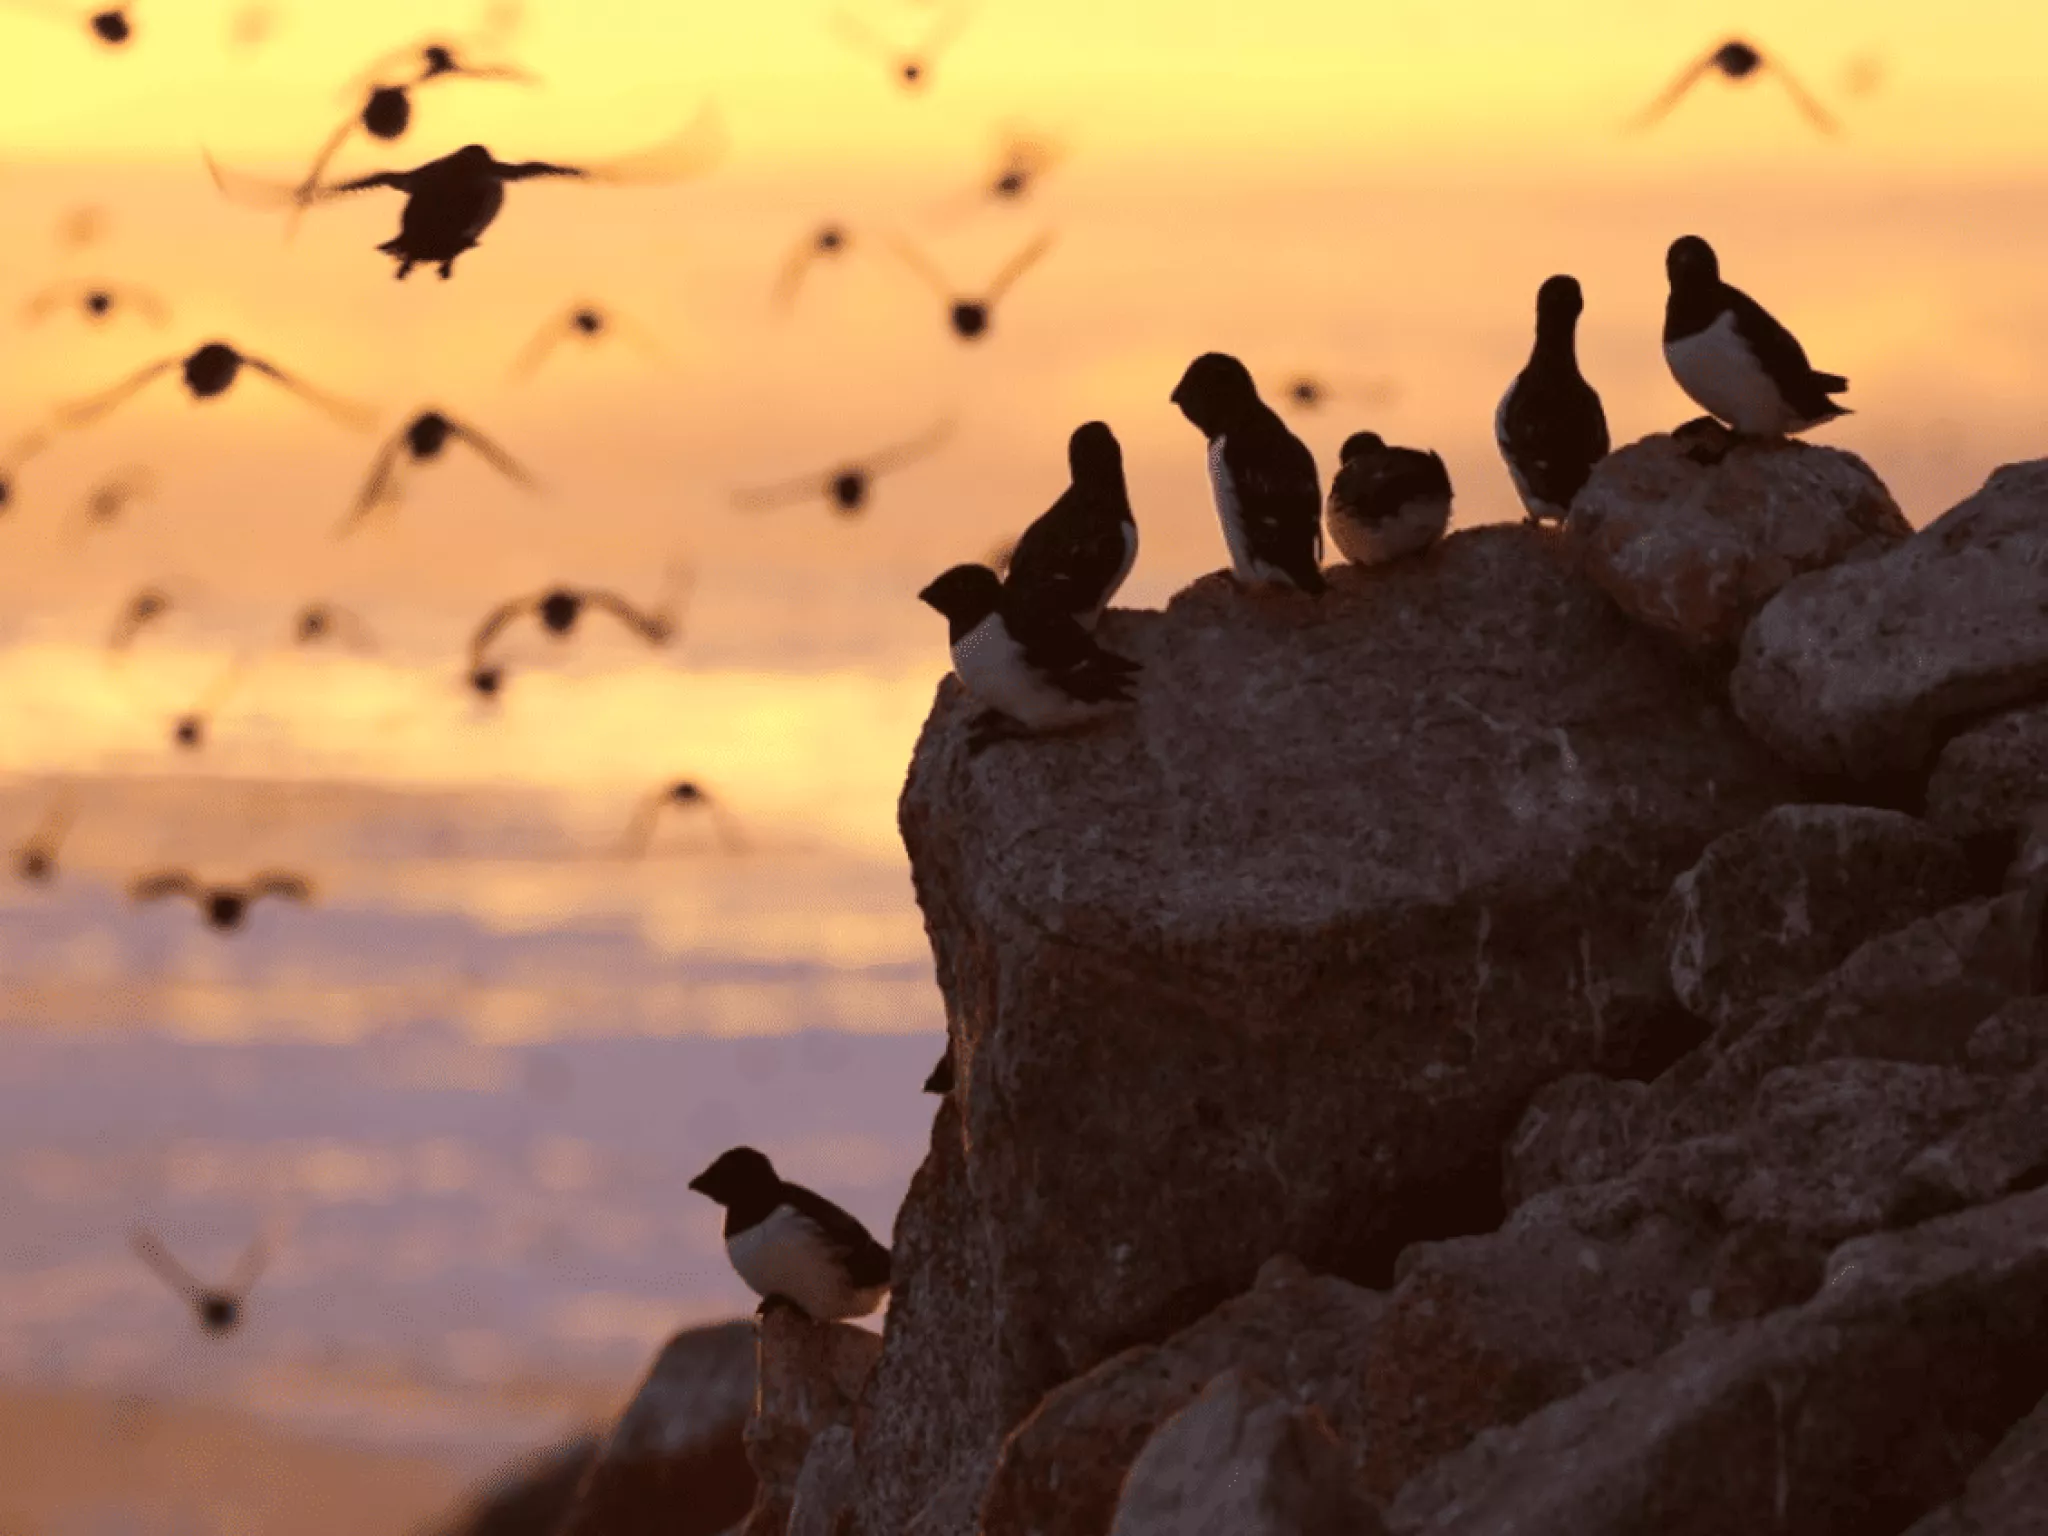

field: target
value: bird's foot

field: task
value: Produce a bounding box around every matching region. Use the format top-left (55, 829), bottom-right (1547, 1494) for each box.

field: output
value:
top-left (966, 710), bottom-right (1027, 756)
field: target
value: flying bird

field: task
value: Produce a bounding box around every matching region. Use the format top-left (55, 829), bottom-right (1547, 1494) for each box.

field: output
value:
top-left (887, 232), bottom-right (1053, 341)
top-left (1170, 352), bottom-right (1326, 595)
top-left (129, 869), bottom-right (312, 931)
top-left (620, 780), bottom-right (745, 856)
top-left (1497, 275), bottom-right (1610, 525)
top-left (56, 204), bottom-right (108, 248)
top-left (168, 659), bottom-right (248, 751)
top-left (977, 129), bottom-right (1065, 203)
top-left (129, 1226), bottom-right (271, 1334)
top-left (1325, 432), bottom-right (1452, 567)
top-left (1002, 421), bottom-right (1137, 630)
top-left (1629, 38), bottom-right (1838, 136)
top-left (466, 575), bottom-right (686, 694)
top-left (772, 222), bottom-right (854, 311)
top-left (106, 586), bottom-right (176, 649)
top-left (0, 430), bottom-right (56, 516)
top-left (70, 465), bottom-right (155, 542)
top-left (1278, 372), bottom-right (1401, 416)
top-left (1663, 235), bottom-right (1848, 439)
top-left (831, 3), bottom-right (970, 91)
top-left (4, 1), bottom-right (135, 47)
top-left (21, 280), bottom-right (169, 327)
top-left (53, 341), bottom-right (372, 430)
top-left (689, 1146), bottom-right (890, 1321)
top-left (11, 792), bottom-right (77, 884)
top-left (509, 302), bottom-right (665, 378)
top-left (341, 408), bottom-right (534, 533)
top-left (291, 602), bottom-right (377, 651)
top-left (733, 420), bottom-right (952, 516)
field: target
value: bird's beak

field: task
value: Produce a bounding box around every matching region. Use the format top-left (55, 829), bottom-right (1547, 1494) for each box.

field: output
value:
top-left (916, 581), bottom-right (943, 610)
top-left (686, 1172), bottom-right (710, 1195)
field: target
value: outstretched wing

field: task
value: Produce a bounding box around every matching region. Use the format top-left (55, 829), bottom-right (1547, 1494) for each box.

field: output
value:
top-left (885, 235), bottom-right (955, 299)
top-left (495, 160), bottom-right (589, 183)
top-left (618, 789), bottom-right (669, 858)
top-left (224, 1231), bottom-right (272, 1297)
top-left (238, 355), bottom-right (374, 427)
top-left (130, 1229), bottom-right (207, 1304)
top-left (445, 416), bottom-right (537, 487)
top-left (248, 871), bottom-right (313, 905)
top-left (772, 231), bottom-right (840, 310)
top-left (864, 418), bottom-right (955, 477)
top-left (1765, 55), bottom-right (1841, 135)
top-left (341, 428), bottom-right (413, 533)
top-left (53, 357), bottom-right (178, 430)
top-left (1625, 47), bottom-right (1721, 132)
top-left (582, 590), bottom-right (674, 645)
top-left (983, 231), bottom-right (1054, 304)
top-left (108, 588), bottom-right (175, 649)
top-left (468, 593), bottom-right (541, 663)
top-left (507, 312), bottom-right (570, 379)
top-left (732, 469), bottom-right (831, 511)
top-left (534, 104), bottom-right (726, 186)
top-left (130, 870), bottom-right (202, 904)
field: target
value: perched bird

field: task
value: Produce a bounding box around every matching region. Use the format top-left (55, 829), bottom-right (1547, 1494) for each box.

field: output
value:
top-left (772, 222), bottom-right (854, 311)
top-left (688, 1146), bottom-right (890, 1322)
top-left (1003, 421), bottom-right (1137, 629)
top-left (1629, 38), bottom-right (1838, 136)
top-left (11, 792), bottom-right (76, 885)
top-left (620, 780), bottom-right (744, 856)
top-left (733, 420), bottom-right (952, 516)
top-left (341, 408), bottom-right (534, 533)
top-left (106, 586), bottom-right (175, 649)
top-left (1663, 235), bottom-right (1849, 439)
top-left (509, 302), bottom-right (664, 379)
top-left (887, 232), bottom-right (1053, 341)
top-left (831, 3), bottom-right (969, 91)
top-left (129, 1226), bottom-right (270, 1334)
top-left (212, 111), bottom-right (723, 280)
top-left (21, 280), bottom-right (169, 328)
top-left (1326, 432), bottom-right (1452, 567)
top-left (54, 341), bottom-right (371, 430)
top-left (291, 602), bottom-right (377, 651)
top-left (466, 578), bottom-right (684, 694)
top-left (5, 1), bottom-right (135, 47)
top-left (918, 563), bottom-right (1139, 754)
top-left (130, 869), bottom-right (312, 931)
top-left (1496, 275), bottom-right (1609, 525)
top-left (1170, 352), bottom-right (1326, 594)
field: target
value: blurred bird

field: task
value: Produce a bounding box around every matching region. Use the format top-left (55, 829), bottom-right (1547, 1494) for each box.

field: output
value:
top-left (509, 302), bottom-right (665, 379)
top-left (772, 222), bottom-right (855, 311)
top-left (466, 573), bottom-right (688, 694)
top-left (1171, 352), bottom-right (1326, 594)
top-left (54, 341), bottom-right (372, 430)
top-left (69, 464), bottom-right (155, 542)
top-left (210, 110), bottom-right (723, 280)
top-left (933, 128), bottom-right (1065, 218)
top-left (130, 1226), bottom-right (271, 1333)
top-left (55, 204), bottom-right (108, 249)
top-left (20, 279), bottom-right (169, 328)
top-left (1664, 235), bottom-right (1847, 439)
top-left (1628, 38), bottom-right (1838, 136)
top-left (226, 0), bottom-right (278, 50)
top-left (168, 659), bottom-right (248, 752)
top-left (887, 232), bottom-right (1053, 341)
top-left (1497, 275), bottom-right (1609, 524)
top-left (4, 1), bottom-right (136, 47)
top-left (129, 869), bottom-right (312, 932)
top-left (689, 1146), bottom-right (890, 1321)
top-left (1003, 421), bottom-right (1136, 629)
top-left (832, 3), bottom-right (970, 91)
top-left (0, 430), bottom-right (56, 516)
top-left (106, 585), bottom-right (175, 649)
top-left (10, 792), bottom-right (77, 885)
top-left (340, 408), bottom-right (535, 534)
top-left (1278, 371), bottom-right (1402, 416)
top-left (290, 602), bottom-right (377, 652)
top-left (733, 420), bottom-right (952, 516)
top-left (620, 779), bottom-right (745, 856)
top-left (1325, 432), bottom-right (1452, 567)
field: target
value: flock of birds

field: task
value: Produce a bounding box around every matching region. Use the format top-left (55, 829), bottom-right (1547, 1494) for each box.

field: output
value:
top-left (0, 5), bottom-right (1892, 1336)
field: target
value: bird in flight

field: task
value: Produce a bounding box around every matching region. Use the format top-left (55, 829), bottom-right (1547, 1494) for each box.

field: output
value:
top-left (106, 585), bottom-right (177, 649)
top-left (620, 779), bottom-right (745, 856)
top-left (5, 0), bottom-right (135, 47)
top-left (0, 430), bottom-right (57, 517)
top-left (831, 3), bottom-right (970, 91)
top-left (130, 869), bottom-right (313, 931)
top-left (69, 464), bottom-right (155, 543)
top-left (733, 420), bottom-right (953, 517)
top-left (129, 1225), bottom-right (272, 1333)
top-left (940, 127), bottom-right (1066, 214)
top-left (1278, 371), bottom-right (1402, 416)
top-left (887, 232), bottom-right (1054, 341)
top-left (11, 791), bottom-right (77, 884)
top-left (290, 602), bottom-right (378, 652)
top-left (53, 341), bottom-right (372, 431)
top-left (509, 302), bottom-right (666, 379)
top-left (772, 222), bottom-right (856, 311)
top-left (340, 408), bottom-right (535, 534)
top-left (167, 659), bottom-right (249, 752)
top-left (1628, 38), bottom-right (1839, 136)
top-left (21, 279), bottom-right (169, 328)
top-left (466, 572), bottom-right (688, 695)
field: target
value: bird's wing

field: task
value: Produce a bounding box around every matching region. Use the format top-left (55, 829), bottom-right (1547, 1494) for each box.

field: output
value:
top-left (617, 790), bottom-right (668, 858)
top-left (248, 872), bottom-right (313, 904)
top-left (284, 116), bottom-right (366, 232)
top-left (325, 605), bottom-right (380, 651)
top-left (197, 656), bottom-right (250, 712)
top-left (771, 239), bottom-right (826, 310)
top-left (864, 418), bottom-right (955, 476)
top-left (468, 594), bottom-right (540, 662)
top-left (495, 160), bottom-right (590, 182)
top-left (781, 1184), bottom-right (891, 1290)
top-left (1501, 375), bottom-right (1610, 495)
top-left (131, 870), bottom-right (202, 903)
top-left (1002, 601), bottom-right (1141, 701)
top-left (238, 356), bottom-right (375, 427)
top-left (314, 167), bottom-right (416, 199)
top-left (129, 1229), bottom-right (207, 1303)
top-left (607, 310), bottom-right (670, 365)
top-left (1625, 48), bottom-right (1720, 132)
top-left (341, 428), bottom-right (412, 533)
top-left (124, 286), bottom-right (172, 326)
top-left (731, 471), bottom-right (830, 511)
top-left (1766, 55), bottom-right (1842, 134)
top-left (445, 417), bottom-right (537, 487)
top-left (830, 9), bottom-right (896, 60)
top-left (53, 357), bottom-right (177, 430)
top-left (983, 230), bottom-right (1055, 303)
top-left (224, 1231), bottom-right (272, 1296)
top-left (884, 235), bottom-right (954, 298)
top-left (706, 801), bottom-right (747, 854)
top-left (1381, 447), bottom-right (1454, 504)
top-left (582, 590), bottom-right (673, 644)
top-left (1724, 283), bottom-right (1831, 392)
top-left (443, 60), bottom-right (539, 85)
top-left (1005, 492), bottom-right (1127, 613)
top-left (575, 103), bottom-right (725, 184)
top-left (919, 0), bottom-right (973, 58)
top-left (341, 37), bottom-right (444, 96)
top-left (1224, 421), bottom-right (1324, 544)
top-left (507, 313), bottom-right (569, 380)
top-left (108, 590), bottom-right (172, 649)
top-left (20, 281), bottom-right (80, 324)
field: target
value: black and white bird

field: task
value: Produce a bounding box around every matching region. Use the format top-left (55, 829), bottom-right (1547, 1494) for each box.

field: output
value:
top-left (1496, 275), bottom-right (1609, 525)
top-left (11, 792), bottom-right (76, 885)
top-left (1002, 421), bottom-right (1136, 630)
top-left (1170, 352), bottom-right (1325, 594)
top-left (831, 2), bottom-right (969, 91)
top-left (733, 421), bottom-right (952, 516)
top-left (688, 1146), bottom-right (890, 1322)
top-left (130, 1226), bottom-right (270, 1336)
top-left (465, 575), bottom-right (685, 695)
top-left (1663, 235), bottom-right (1849, 439)
top-left (620, 779), bottom-right (744, 855)
top-left (918, 563), bottom-right (1139, 754)
top-left (1325, 432), bottom-right (1452, 567)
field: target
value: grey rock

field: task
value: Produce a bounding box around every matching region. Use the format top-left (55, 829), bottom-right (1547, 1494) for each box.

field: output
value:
top-left (1901, 1389), bottom-right (2048, 1535)
top-left (741, 1309), bottom-right (882, 1536)
top-left (788, 1427), bottom-right (859, 1536)
top-left (1927, 703), bottom-right (2048, 844)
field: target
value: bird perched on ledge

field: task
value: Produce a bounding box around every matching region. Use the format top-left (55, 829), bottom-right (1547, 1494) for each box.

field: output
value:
top-left (1002, 420), bottom-right (1136, 630)
top-left (689, 1146), bottom-right (890, 1322)
top-left (1325, 432), bottom-right (1451, 567)
top-left (1663, 234), bottom-right (1848, 441)
top-left (1497, 274), bottom-right (1608, 526)
top-left (1171, 352), bottom-right (1325, 595)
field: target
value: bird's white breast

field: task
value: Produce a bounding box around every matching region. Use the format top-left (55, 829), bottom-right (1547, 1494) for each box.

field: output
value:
top-left (951, 614), bottom-right (1110, 729)
top-left (726, 1206), bottom-right (884, 1322)
top-left (1206, 435), bottom-right (1292, 586)
top-left (1494, 377), bottom-right (1557, 522)
top-left (1664, 311), bottom-right (1800, 435)
top-left (1328, 494), bottom-right (1451, 567)
top-left (1085, 519), bottom-right (1139, 628)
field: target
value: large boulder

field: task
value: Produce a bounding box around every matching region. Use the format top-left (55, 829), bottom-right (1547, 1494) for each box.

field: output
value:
top-left (1568, 434), bottom-right (1905, 651)
top-left (741, 1308), bottom-right (883, 1536)
top-left (1732, 459), bottom-right (2048, 779)
top-left (1659, 805), bottom-right (1975, 1029)
top-left (856, 528), bottom-right (1797, 1535)
top-left (557, 1321), bottom-right (757, 1536)
top-left (1926, 701), bottom-right (2048, 846)
top-left (1901, 1389), bottom-right (2048, 1535)
top-left (429, 1435), bottom-right (603, 1536)
top-left (1384, 1185), bottom-right (2048, 1536)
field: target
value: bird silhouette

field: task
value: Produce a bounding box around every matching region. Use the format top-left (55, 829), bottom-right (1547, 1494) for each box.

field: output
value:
top-left (340, 408), bottom-right (535, 534)
top-left (509, 302), bottom-right (665, 379)
top-left (53, 341), bottom-right (372, 430)
top-left (944, 128), bottom-right (1066, 212)
top-left (620, 780), bottom-right (745, 856)
top-left (733, 420), bottom-right (953, 516)
top-left (1279, 372), bottom-right (1402, 416)
top-left (5, 1), bottom-right (135, 47)
top-left (772, 223), bottom-right (855, 311)
top-left (465, 573), bottom-right (687, 694)
top-left (11, 792), bottom-right (77, 885)
top-left (831, 3), bottom-right (970, 90)
top-left (211, 110), bottom-right (723, 280)
top-left (1629, 38), bottom-right (1838, 136)
top-left (290, 602), bottom-right (377, 652)
top-left (68, 464), bottom-right (155, 543)
top-left (166, 659), bottom-right (248, 752)
top-left (0, 430), bottom-right (56, 517)
top-left (21, 279), bottom-right (169, 327)
top-left (887, 232), bottom-right (1053, 341)
top-left (106, 586), bottom-right (176, 649)
top-left (129, 1226), bottom-right (271, 1333)
top-left (130, 869), bottom-right (312, 931)
top-left (55, 204), bottom-right (108, 249)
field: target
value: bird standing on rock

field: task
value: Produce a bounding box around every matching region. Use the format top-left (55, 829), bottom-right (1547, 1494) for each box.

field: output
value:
top-left (1002, 421), bottom-right (1136, 630)
top-left (1496, 275), bottom-right (1609, 525)
top-left (1326, 432), bottom-right (1452, 566)
top-left (1663, 235), bottom-right (1848, 440)
top-left (1171, 352), bottom-right (1325, 595)
top-left (689, 1146), bottom-right (890, 1322)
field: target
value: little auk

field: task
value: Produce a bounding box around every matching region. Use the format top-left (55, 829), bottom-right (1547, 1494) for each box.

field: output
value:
top-left (1170, 352), bottom-right (1325, 594)
top-left (1326, 432), bottom-right (1452, 566)
top-left (1663, 235), bottom-right (1848, 438)
top-left (1496, 275), bottom-right (1609, 524)
top-left (689, 1146), bottom-right (890, 1322)
top-left (1002, 421), bottom-right (1137, 630)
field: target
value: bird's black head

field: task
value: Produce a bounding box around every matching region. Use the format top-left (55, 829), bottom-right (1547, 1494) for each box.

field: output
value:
top-left (132, 591), bottom-right (167, 623)
top-left (688, 1145), bottom-right (778, 1206)
top-left (451, 144), bottom-right (496, 170)
top-left (994, 170), bottom-right (1026, 198)
top-left (917, 563), bottom-right (1003, 626)
top-left (1338, 431), bottom-right (1387, 464)
top-left (1667, 235), bottom-right (1720, 289)
top-left (296, 607), bottom-right (329, 642)
top-left (173, 715), bottom-right (204, 750)
top-left (538, 590), bottom-right (582, 633)
top-left (1171, 352), bottom-right (1259, 436)
top-left (668, 781), bottom-right (704, 804)
top-left (817, 225), bottom-right (845, 253)
top-left (1536, 274), bottom-right (1584, 326)
top-left (363, 86), bottom-right (412, 139)
top-left (1713, 40), bottom-right (1762, 78)
top-left (90, 8), bottom-right (130, 44)
top-left (85, 290), bottom-right (114, 317)
top-left (183, 343), bottom-right (243, 398)
top-left (1288, 377), bottom-right (1326, 408)
top-left (17, 846), bottom-right (52, 883)
top-left (949, 301), bottom-right (989, 340)
top-left (206, 892), bottom-right (247, 930)
top-left (1067, 421), bottom-right (1124, 487)
top-left (469, 665), bottom-right (503, 697)
top-left (900, 59), bottom-right (923, 85)
top-left (421, 44), bottom-right (459, 76)
top-left (572, 308), bottom-right (604, 335)
top-left (406, 412), bottom-right (452, 459)
top-left (829, 471), bottom-right (869, 512)
top-left (198, 1294), bottom-right (240, 1333)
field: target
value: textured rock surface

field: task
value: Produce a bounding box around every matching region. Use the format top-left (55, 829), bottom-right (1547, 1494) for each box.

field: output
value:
top-left (742, 1309), bottom-right (882, 1536)
top-left (1732, 458), bottom-right (2048, 778)
top-left (979, 1255), bottom-right (1382, 1536)
top-left (788, 1427), bottom-right (859, 1536)
top-left (1569, 433), bottom-right (1906, 650)
top-left (557, 1322), bottom-right (757, 1536)
top-left (1386, 1186), bottom-right (2048, 1536)
top-left (1107, 1369), bottom-right (1386, 1536)
top-left (1927, 701), bottom-right (2048, 845)
top-left (430, 1434), bottom-right (602, 1536)
top-left (1901, 1389), bottom-right (2048, 1535)
top-left (1660, 805), bottom-right (1975, 1029)
top-left (856, 526), bottom-right (1796, 1536)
